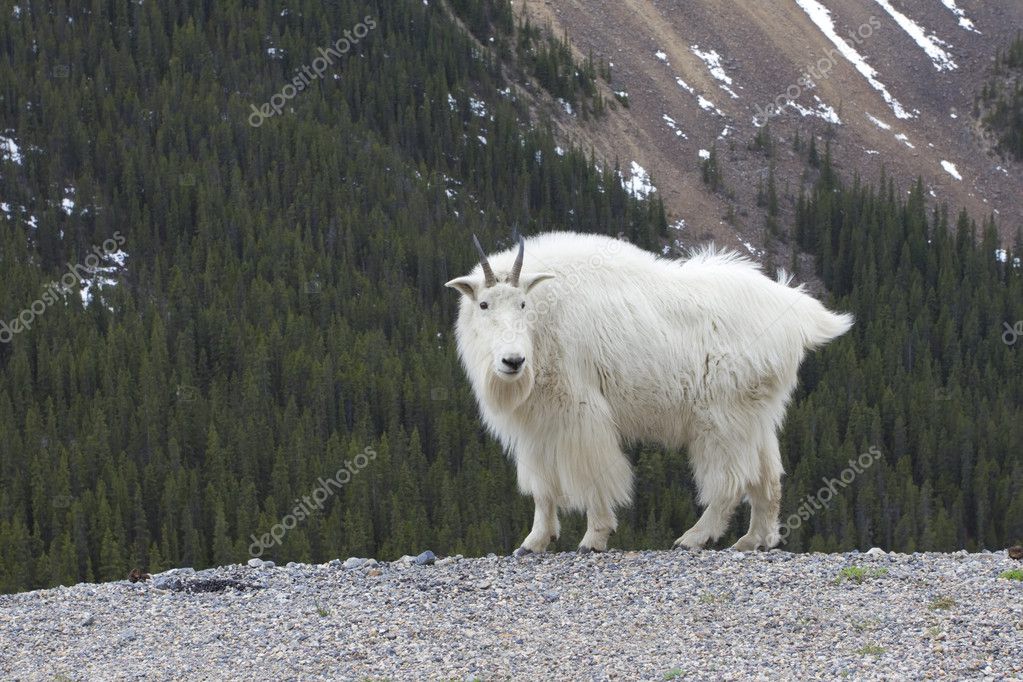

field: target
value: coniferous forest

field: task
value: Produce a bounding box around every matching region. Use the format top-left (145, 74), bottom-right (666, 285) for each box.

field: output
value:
top-left (0, 1), bottom-right (1021, 594)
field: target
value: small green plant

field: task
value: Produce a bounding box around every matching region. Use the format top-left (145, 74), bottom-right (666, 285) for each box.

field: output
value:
top-left (698, 591), bottom-right (728, 604)
top-left (855, 644), bottom-right (886, 656)
top-left (316, 603), bottom-right (330, 617)
top-left (663, 669), bottom-right (684, 680)
top-left (929, 596), bottom-right (955, 610)
top-left (835, 566), bottom-right (888, 584)
top-left (999, 569), bottom-right (1023, 581)
top-left (613, 91), bottom-right (630, 108)
top-left (851, 617), bottom-right (882, 632)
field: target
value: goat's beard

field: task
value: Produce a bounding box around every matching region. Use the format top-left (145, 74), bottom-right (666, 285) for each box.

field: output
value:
top-left (485, 365), bottom-right (534, 413)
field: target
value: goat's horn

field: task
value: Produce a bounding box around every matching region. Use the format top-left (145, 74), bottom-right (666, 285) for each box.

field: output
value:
top-left (510, 235), bottom-right (525, 287)
top-left (472, 234), bottom-right (497, 287)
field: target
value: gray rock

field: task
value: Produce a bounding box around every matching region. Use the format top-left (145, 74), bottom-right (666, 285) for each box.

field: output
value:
top-left (343, 557), bottom-right (369, 570)
top-left (247, 558), bottom-right (264, 568)
top-left (414, 551), bottom-right (437, 566)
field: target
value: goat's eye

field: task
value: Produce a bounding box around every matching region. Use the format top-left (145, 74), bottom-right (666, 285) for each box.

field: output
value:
top-left (479, 302), bottom-right (489, 310)
top-left (520, 302), bottom-right (525, 309)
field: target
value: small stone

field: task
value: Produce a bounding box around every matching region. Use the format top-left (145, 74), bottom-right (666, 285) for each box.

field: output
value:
top-left (118, 629), bottom-right (137, 644)
top-left (263, 561), bottom-right (276, 569)
top-left (286, 562), bottom-right (300, 569)
top-left (327, 559), bottom-right (342, 568)
top-left (343, 557), bottom-right (368, 570)
top-left (435, 556), bottom-right (458, 567)
top-left (151, 576), bottom-right (183, 591)
top-left (414, 551), bottom-right (437, 566)
top-left (543, 590), bottom-right (559, 603)
top-left (247, 558), bottom-right (264, 568)
top-left (866, 547), bottom-right (886, 556)
top-left (80, 613), bottom-right (95, 626)
top-left (366, 569), bottom-right (382, 577)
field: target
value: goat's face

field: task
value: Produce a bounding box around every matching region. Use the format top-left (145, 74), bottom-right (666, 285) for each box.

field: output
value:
top-left (446, 236), bottom-right (555, 397)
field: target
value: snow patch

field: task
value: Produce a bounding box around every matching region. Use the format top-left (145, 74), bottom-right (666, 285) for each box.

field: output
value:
top-left (867, 114), bottom-right (891, 130)
top-left (622, 162), bottom-right (656, 199)
top-left (787, 97), bottom-right (841, 124)
top-left (469, 97), bottom-right (487, 117)
top-left (939, 0), bottom-right (980, 33)
top-left (691, 45), bottom-right (739, 99)
top-left (794, 0), bottom-right (914, 119)
top-left (940, 160), bottom-right (962, 180)
top-left (662, 115), bottom-right (687, 138)
top-left (1, 133), bottom-right (23, 164)
top-left (873, 0), bottom-right (957, 71)
top-left (895, 133), bottom-right (915, 149)
top-left (697, 96), bottom-right (725, 116)
top-left (655, 50), bottom-right (669, 63)
top-left (699, 149), bottom-right (711, 160)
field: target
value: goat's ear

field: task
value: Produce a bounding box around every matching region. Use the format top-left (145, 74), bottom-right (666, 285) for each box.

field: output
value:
top-left (445, 276), bottom-right (479, 300)
top-left (520, 272), bottom-right (556, 293)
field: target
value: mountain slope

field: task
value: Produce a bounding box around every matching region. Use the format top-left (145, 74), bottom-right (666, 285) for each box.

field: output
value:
top-left (520, 0), bottom-right (1023, 249)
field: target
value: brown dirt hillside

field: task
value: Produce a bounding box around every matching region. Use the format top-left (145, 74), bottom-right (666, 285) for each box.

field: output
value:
top-left (516, 0), bottom-right (1023, 254)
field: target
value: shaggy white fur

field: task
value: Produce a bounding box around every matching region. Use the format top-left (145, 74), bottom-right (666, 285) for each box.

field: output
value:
top-left (446, 232), bottom-right (852, 553)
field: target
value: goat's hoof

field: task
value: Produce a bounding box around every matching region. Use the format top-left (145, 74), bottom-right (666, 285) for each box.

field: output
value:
top-left (577, 545), bottom-right (605, 555)
top-left (731, 536), bottom-right (761, 552)
top-left (513, 547), bottom-right (534, 558)
top-left (673, 529), bottom-right (713, 550)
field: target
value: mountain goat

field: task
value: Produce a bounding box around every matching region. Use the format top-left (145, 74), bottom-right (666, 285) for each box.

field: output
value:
top-left (446, 232), bottom-right (852, 553)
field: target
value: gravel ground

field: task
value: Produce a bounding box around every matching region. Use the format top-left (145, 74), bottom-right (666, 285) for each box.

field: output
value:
top-left (1, 549), bottom-right (1021, 681)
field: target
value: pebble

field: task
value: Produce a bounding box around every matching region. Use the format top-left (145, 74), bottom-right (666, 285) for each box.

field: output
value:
top-left (247, 558), bottom-right (264, 569)
top-left (343, 557), bottom-right (369, 570)
top-left (414, 551), bottom-right (437, 566)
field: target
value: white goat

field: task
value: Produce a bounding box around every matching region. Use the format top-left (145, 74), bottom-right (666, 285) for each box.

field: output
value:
top-left (446, 232), bottom-right (852, 553)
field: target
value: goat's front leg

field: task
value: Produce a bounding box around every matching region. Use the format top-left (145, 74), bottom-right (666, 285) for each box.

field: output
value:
top-left (515, 496), bottom-right (560, 556)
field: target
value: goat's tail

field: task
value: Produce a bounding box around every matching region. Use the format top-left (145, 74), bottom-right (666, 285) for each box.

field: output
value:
top-left (804, 301), bottom-right (854, 349)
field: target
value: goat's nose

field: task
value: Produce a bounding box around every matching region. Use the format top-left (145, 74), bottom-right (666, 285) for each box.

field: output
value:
top-left (502, 356), bottom-right (525, 371)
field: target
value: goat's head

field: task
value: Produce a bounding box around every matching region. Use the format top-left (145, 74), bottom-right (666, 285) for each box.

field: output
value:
top-left (446, 235), bottom-right (555, 400)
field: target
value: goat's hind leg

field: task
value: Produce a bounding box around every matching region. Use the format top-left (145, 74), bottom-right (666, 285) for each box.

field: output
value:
top-left (733, 434), bottom-right (783, 551)
top-left (674, 434), bottom-right (743, 550)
